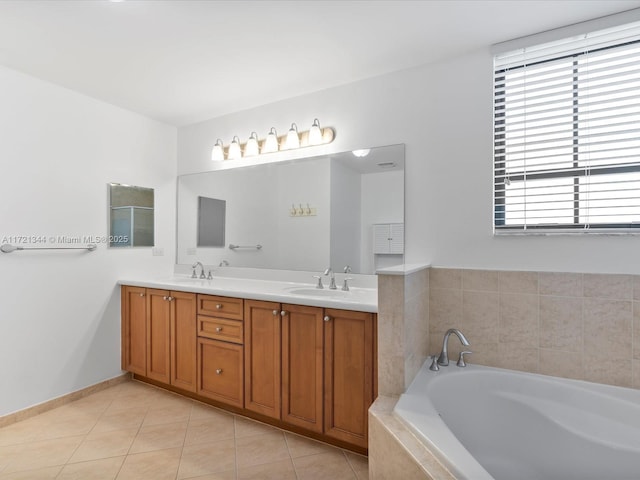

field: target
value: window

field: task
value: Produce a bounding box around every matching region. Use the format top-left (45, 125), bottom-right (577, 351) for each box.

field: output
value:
top-left (494, 21), bottom-right (640, 233)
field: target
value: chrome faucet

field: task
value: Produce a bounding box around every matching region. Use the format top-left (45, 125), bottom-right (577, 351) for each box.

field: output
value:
top-left (219, 260), bottom-right (229, 267)
top-left (437, 328), bottom-right (470, 366)
top-left (191, 261), bottom-right (206, 279)
top-left (342, 265), bottom-right (352, 291)
top-left (324, 267), bottom-right (337, 290)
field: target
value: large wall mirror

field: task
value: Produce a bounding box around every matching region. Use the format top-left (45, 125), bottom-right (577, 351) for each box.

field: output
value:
top-left (108, 183), bottom-right (155, 247)
top-left (176, 144), bottom-right (404, 274)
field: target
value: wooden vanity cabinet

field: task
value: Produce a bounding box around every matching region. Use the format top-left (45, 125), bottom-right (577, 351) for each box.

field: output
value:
top-left (121, 286), bottom-right (197, 392)
top-left (196, 294), bottom-right (245, 408)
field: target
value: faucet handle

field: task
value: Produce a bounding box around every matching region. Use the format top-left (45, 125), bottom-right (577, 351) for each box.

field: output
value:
top-left (429, 355), bottom-right (440, 371)
top-left (207, 270), bottom-right (213, 280)
top-left (313, 275), bottom-right (324, 289)
top-left (457, 351), bottom-right (472, 367)
top-left (191, 268), bottom-right (197, 279)
top-left (341, 277), bottom-right (352, 291)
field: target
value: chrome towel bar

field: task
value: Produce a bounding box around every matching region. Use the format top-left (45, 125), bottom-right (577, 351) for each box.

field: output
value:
top-left (1, 244), bottom-right (97, 253)
top-left (228, 244), bottom-right (262, 250)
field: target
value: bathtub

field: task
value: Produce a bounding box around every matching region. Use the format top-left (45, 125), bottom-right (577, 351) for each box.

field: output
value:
top-left (393, 360), bottom-right (640, 480)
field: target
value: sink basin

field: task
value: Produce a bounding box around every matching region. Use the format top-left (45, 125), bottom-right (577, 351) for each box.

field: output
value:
top-left (286, 288), bottom-right (349, 297)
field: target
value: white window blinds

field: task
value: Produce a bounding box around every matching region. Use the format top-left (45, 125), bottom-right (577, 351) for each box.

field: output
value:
top-left (494, 21), bottom-right (640, 233)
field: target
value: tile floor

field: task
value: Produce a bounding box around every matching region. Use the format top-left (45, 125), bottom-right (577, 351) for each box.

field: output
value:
top-left (0, 380), bottom-right (368, 479)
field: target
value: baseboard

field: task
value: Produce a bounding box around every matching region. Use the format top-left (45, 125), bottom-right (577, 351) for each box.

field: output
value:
top-left (0, 373), bottom-right (131, 428)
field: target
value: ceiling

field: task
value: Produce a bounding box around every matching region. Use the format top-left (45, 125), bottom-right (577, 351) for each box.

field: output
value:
top-left (1, 0), bottom-right (640, 127)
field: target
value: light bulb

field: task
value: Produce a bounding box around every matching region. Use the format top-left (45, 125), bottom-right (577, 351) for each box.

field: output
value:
top-left (285, 123), bottom-right (300, 150)
top-left (228, 136), bottom-right (242, 160)
top-left (308, 118), bottom-right (323, 146)
top-left (262, 127), bottom-right (279, 153)
top-left (244, 132), bottom-right (259, 157)
top-left (352, 149), bottom-right (371, 158)
top-left (211, 139), bottom-right (224, 161)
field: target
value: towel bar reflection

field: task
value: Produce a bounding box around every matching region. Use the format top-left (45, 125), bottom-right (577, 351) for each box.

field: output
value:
top-left (228, 244), bottom-right (262, 251)
top-left (1, 244), bottom-right (97, 253)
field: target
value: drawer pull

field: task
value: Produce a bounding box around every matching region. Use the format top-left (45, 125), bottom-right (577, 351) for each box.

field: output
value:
top-left (215, 326), bottom-right (223, 332)
top-left (216, 369), bottom-right (223, 375)
top-left (216, 304), bottom-right (223, 310)
top-left (324, 315), bottom-right (331, 322)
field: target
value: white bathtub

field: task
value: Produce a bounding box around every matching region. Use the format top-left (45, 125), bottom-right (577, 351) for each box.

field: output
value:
top-left (393, 360), bottom-right (640, 480)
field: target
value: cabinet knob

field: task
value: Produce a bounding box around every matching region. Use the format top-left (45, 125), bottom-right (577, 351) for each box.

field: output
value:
top-left (280, 310), bottom-right (287, 317)
top-left (215, 326), bottom-right (223, 332)
top-left (163, 296), bottom-right (169, 300)
top-left (324, 315), bottom-right (331, 322)
top-left (168, 296), bottom-right (174, 302)
top-left (216, 369), bottom-right (223, 375)
top-left (139, 293), bottom-right (145, 297)
top-left (216, 304), bottom-right (223, 310)
top-left (272, 310), bottom-right (279, 316)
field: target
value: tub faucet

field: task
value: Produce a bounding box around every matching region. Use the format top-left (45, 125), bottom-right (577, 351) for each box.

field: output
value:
top-left (191, 261), bottom-right (206, 279)
top-left (437, 328), bottom-right (470, 366)
top-left (324, 267), bottom-right (337, 290)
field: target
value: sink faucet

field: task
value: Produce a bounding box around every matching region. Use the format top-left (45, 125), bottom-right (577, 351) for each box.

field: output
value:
top-left (324, 267), bottom-right (337, 290)
top-left (219, 260), bottom-right (229, 267)
top-left (342, 265), bottom-right (352, 291)
top-left (436, 328), bottom-right (470, 366)
top-left (191, 261), bottom-right (206, 279)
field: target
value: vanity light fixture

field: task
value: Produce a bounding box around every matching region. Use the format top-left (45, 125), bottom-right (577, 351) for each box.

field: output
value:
top-left (228, 136), bottom-right (242, 160)
top-left (352, 149), bottom-right (371, 158)
top-left (262, 127), bottom-right (279, 154)
top-left (210, 119), bottom-right (335, 161)
top-left (308, 118), bottom-right (323, 146)
top-left (284, 123), bottom-right (300, 150)
top-left (244, 132), bottom-right (260, 157)
top-left (211, 139), bottom-right (225, 162)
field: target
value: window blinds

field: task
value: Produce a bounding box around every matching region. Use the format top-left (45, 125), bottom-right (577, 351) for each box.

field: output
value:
top-left (494, 20), bottom-right (640, 232)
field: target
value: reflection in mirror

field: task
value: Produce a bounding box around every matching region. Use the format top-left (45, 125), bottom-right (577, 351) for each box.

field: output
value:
top-left (198, 197), bottom-right (226, 247)
top-left (108, 183), bottom-right (154, 247)
top-left (176, 144), bottom-right (404, 274)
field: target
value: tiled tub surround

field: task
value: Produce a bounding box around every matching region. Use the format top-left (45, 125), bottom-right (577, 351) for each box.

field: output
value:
top-left (429, 269), bottom-right (640, 388)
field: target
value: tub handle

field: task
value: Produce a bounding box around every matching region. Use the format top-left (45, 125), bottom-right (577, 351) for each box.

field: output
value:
top-left (429, 355), bottom-right (440, 372)
top-left (457, 351), bottom-right (472, 367)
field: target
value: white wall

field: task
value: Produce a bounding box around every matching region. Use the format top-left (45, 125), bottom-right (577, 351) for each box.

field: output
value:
top-left (330, 161), bottom-right (361, 272)
top-left (178, 44), bottom-right (640, 275)
top-left (0, 65), bottom-right (177, 416)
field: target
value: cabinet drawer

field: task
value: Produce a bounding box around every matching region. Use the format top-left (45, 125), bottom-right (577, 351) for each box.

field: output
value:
top-left (198, 295), bottom-right (244, 320)
top-left (197, 338), bottom-right (244, 408)
top-left (198, 316), bottom-right (243, 344)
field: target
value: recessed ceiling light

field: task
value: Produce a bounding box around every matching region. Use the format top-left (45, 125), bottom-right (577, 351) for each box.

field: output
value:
top-left (352, 149), bottom-right (370, 157)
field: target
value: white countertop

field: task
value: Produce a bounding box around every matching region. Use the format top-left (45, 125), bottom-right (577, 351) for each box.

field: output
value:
top-left (119, 274), bottom-right (378, 313)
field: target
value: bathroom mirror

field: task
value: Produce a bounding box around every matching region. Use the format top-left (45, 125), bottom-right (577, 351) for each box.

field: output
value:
top-left (198, 196), bottom-right (226, 247)
top-left (108, 183), bottom-right (154, 247)
top-left (176, 144), bottom-right (404, 274)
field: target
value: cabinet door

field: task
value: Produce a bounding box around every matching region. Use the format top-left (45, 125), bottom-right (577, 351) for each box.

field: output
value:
top-left (146, 289), bottom-right (172, 384)
top-left (372, 224), bottom-right (391, 254)
top-left (198, 337), bottom-right (243, 408)
top-left (171, 291), bottom-right (197, 392)
top-left (324, 309), bottom-right (374, 448)
top-left (282, 304), bottom-right (324, 433)
top-left (389, 223), bottom-right (404, 254)
top-left (121, 286), bottom-right (147, 375)
top-left (244, 300), bottom-right (281, 419)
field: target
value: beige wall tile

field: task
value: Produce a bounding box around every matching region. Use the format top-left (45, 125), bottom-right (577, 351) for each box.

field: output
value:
top-left (634, 276), bottom-right (640, 301)
top-left (377, 354), bottom-right (405, 396)
top-left (539, 296), bottom-right (583, 352)
top-left (405, 268), bottom-right (429, 300)
top-left (464, 342), bottom-right (500, 368)
top-left (634, 359), bottom-right (640, 389)
top-left (462, 291), bottom-right (499, 344)
top-left (583, 298), bottom-right (632, 359)
top-left (539, 272), bottom-right (582, 297)
top-left (539, 349), bottom-right (584, 380)
top-left (377, 311), bottom-right (404, 357)
top-left (499, 293), bottom-right (538, 346)
top-left (377, 275), bottom-right (404, 317)
top-left (583, 274), bottom-right (633, 300)
top-left (429, 288), bottom-right (462, 334)
top-left (584, 356), bottom-right (632, 388)
top-left (462, 269), bottom-right (499, 292)
top-left (430, 268), bottom-right (462, 290)
top-left (499, 271), bottom-right (538, 294)
top-left (634, 302), bottom-right (640, 360)
top-left (495, 344), bottom-right (538, 373)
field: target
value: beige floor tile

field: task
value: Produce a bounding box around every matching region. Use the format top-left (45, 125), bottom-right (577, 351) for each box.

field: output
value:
top-left (284, 432), bottom-right (340, 458)
top-left (177, 440), bottom-right (236, 479)
top-left (0, 465), bottom-right (62, 479)
top-left (91, 408), bottom-right (147, 433)
top-left (190, 402), bottom-right (229, 421)
top-left (143, 402), bottom-right (193, 427)
top-left (68, 428), bottom-right (137, 463)
top-left (56, 456), bottom-right (125, 480)
top-left (129, 421), bottom-right (188, 454)
top-left (345, 451), bottom-right (369, 480)
top-left (2, 435), bottom-right (84, 474)
top-left (234, 416), bottom-right (280, 438)
top-left (116, 447), bottom-right (182, 480)
top-left (179, 471), bottom-right (236, 480)
top-left (293, 451), bottom-right (357, 480)
top-left (185, 414), bottom-right (235, 446)
top-left (235, 431), bottom-right (290, 469)
top-left (237, 458), bottom-right (297, 479)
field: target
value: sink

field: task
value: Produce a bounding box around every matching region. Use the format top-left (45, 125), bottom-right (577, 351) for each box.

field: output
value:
top-left (286, 288), bottom-right (349, 297)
